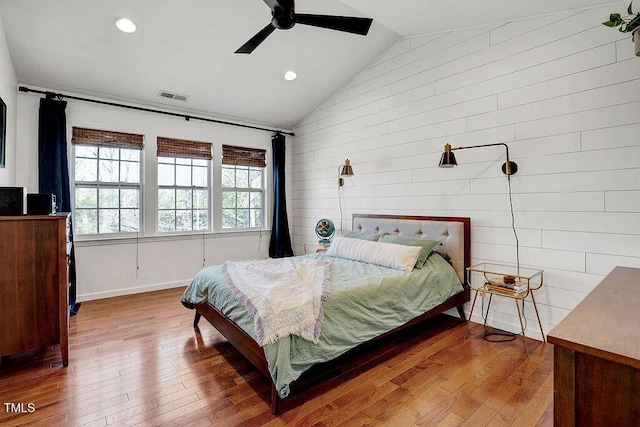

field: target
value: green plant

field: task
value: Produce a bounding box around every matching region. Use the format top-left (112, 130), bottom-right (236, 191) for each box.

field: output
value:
top-left (603, 1), bottom-right (640, 37)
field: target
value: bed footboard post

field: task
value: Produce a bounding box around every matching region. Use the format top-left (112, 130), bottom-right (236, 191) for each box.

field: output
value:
top-left (193, 311), bottom-right (202, 328)
top-left (270, 384), bottom-right (280, 414)
top-left (457, 305), bottom-right (467, 322)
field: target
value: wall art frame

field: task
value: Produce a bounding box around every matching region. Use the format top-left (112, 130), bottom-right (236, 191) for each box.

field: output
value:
top-left (0, 96), bottom-right (6, 168)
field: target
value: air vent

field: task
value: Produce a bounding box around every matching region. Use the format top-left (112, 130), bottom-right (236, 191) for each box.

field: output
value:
top-left (158, 90), bottom-right (189, 102)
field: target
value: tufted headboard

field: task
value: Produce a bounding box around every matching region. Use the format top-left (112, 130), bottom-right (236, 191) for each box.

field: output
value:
top-left (351, 214), bottom-right (471, 285)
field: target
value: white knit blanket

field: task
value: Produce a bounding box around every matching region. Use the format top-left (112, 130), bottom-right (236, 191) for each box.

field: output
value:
top-left (222, 258), bottom-right (331, 346)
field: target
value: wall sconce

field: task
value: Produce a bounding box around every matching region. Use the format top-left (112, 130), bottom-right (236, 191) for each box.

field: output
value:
top-left (337, 159), bottom-right (354, 234)
top-left (338, 159), bottom-right (354, 187)
top-left (439, 141), bottom-right (521, 293)
top-left (439, 143), bottom-right (518, 178)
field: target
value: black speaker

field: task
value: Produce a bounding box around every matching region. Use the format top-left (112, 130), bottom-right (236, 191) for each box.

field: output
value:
top-left (27, 193), bottom-right (57, 215)
top-left (0, 187), bottom-right (26, 215)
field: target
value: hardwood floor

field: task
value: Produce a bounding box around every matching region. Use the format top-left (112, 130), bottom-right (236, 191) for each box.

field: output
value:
top-left (0, 287), bottom-right (553, 426)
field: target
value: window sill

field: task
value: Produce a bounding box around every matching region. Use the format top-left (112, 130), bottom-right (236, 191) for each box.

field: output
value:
top-left (74, 229), bottom-right (271, 247)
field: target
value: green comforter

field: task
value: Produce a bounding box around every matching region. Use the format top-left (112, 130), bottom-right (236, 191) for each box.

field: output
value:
top-left (181, 252), bottom-right (464, 398)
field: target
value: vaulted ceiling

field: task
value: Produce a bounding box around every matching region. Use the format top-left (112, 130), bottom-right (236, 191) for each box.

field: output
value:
top-left (0, 0), bottom-right (615, 130)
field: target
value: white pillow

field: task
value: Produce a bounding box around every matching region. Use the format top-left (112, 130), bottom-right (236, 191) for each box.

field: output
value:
top-left (326, 236), bottom-right (421, 272)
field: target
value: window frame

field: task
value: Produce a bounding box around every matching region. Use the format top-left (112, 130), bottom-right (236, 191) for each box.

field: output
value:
top-left (157, 156), bottom-right (211, 234)
top-left (221, 164), bottom-right (265, 230)
top-left (71, 144), bottom-right (143, 237)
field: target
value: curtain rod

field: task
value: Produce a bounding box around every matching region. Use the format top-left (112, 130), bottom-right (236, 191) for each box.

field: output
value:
top-left (18, 86), bottom-right (295, 136)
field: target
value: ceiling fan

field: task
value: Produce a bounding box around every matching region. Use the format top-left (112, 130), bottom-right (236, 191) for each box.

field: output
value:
top-left (235, 0), bottom-right (373, 54)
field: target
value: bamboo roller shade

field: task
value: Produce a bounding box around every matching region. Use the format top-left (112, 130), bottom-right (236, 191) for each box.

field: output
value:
top-left (72, 127), bottom-right (144, 149)
top-left (222, 145), bottom-right (266, 168)
top-left (157, 137), bottom-right (212, 160)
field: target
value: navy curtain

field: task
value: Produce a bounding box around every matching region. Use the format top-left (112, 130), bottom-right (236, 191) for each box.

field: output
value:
top-left (269, 132), bottom-right (294, 258)
top-left (39, 97), bottom-right (80, 315)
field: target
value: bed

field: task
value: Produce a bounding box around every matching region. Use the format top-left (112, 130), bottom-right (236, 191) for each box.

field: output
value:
top-left (181, 214), bottom-right (471, 413)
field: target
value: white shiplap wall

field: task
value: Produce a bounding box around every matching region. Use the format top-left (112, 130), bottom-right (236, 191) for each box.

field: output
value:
top-left (290, 3), bottom-right (640, 339)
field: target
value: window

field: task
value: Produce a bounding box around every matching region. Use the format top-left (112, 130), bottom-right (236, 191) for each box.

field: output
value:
top-left (72, 128), bottom-right (143, 235)
top-left (157, 137), bottom-right (212, 233)
top-left (221, 145), bottom-right (266, 229)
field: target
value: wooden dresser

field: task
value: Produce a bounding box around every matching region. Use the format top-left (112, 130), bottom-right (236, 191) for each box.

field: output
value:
top-left (548, 266), bottom-right (640, 426)
top-left (0, 214), bottom-right (70, 366)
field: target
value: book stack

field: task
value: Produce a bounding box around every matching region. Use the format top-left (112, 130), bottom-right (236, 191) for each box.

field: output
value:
top-left (485, 278), bottom-right (527, 295)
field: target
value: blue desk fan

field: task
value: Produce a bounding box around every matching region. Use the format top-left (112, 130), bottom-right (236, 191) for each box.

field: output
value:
top-left (315, 219), bottom-right (335, 249)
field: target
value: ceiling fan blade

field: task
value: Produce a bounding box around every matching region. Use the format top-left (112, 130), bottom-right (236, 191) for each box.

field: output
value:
top-left (261, 0), bottom-right (280, 11)
top-left (235, 24), bottom-right (276, 54)
top-left (295, 14), bottom-right (373, 36)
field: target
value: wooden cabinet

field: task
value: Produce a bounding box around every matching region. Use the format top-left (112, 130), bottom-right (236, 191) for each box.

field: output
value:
top-left (548, 266), bottom-right (640, 426)
top-left (0, 214), bottom-right (70, 366)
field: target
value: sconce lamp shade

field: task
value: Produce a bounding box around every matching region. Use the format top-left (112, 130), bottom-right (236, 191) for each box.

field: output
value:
top-left (437, 143), bottom-right (517, 176)
top-left (438, 144), bottom-right (457, 168)
top-left (340, 159), bottom-right (354, 177)
top-left (338, 159), bottom-right (354, 186)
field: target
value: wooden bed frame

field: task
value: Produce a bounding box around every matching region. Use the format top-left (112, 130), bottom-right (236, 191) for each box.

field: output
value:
top-left (191, 214), bottom-right (471, 414)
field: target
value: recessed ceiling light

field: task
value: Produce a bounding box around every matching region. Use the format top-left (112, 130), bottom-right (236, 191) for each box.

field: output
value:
top-left (115, 17), bottom-right (137, 34)
top-left (284, 71), bottom-right (297, 81)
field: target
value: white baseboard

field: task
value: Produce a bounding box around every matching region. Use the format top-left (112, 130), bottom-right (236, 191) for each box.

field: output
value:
top-left (76, 280), bottom-right (189, 302)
